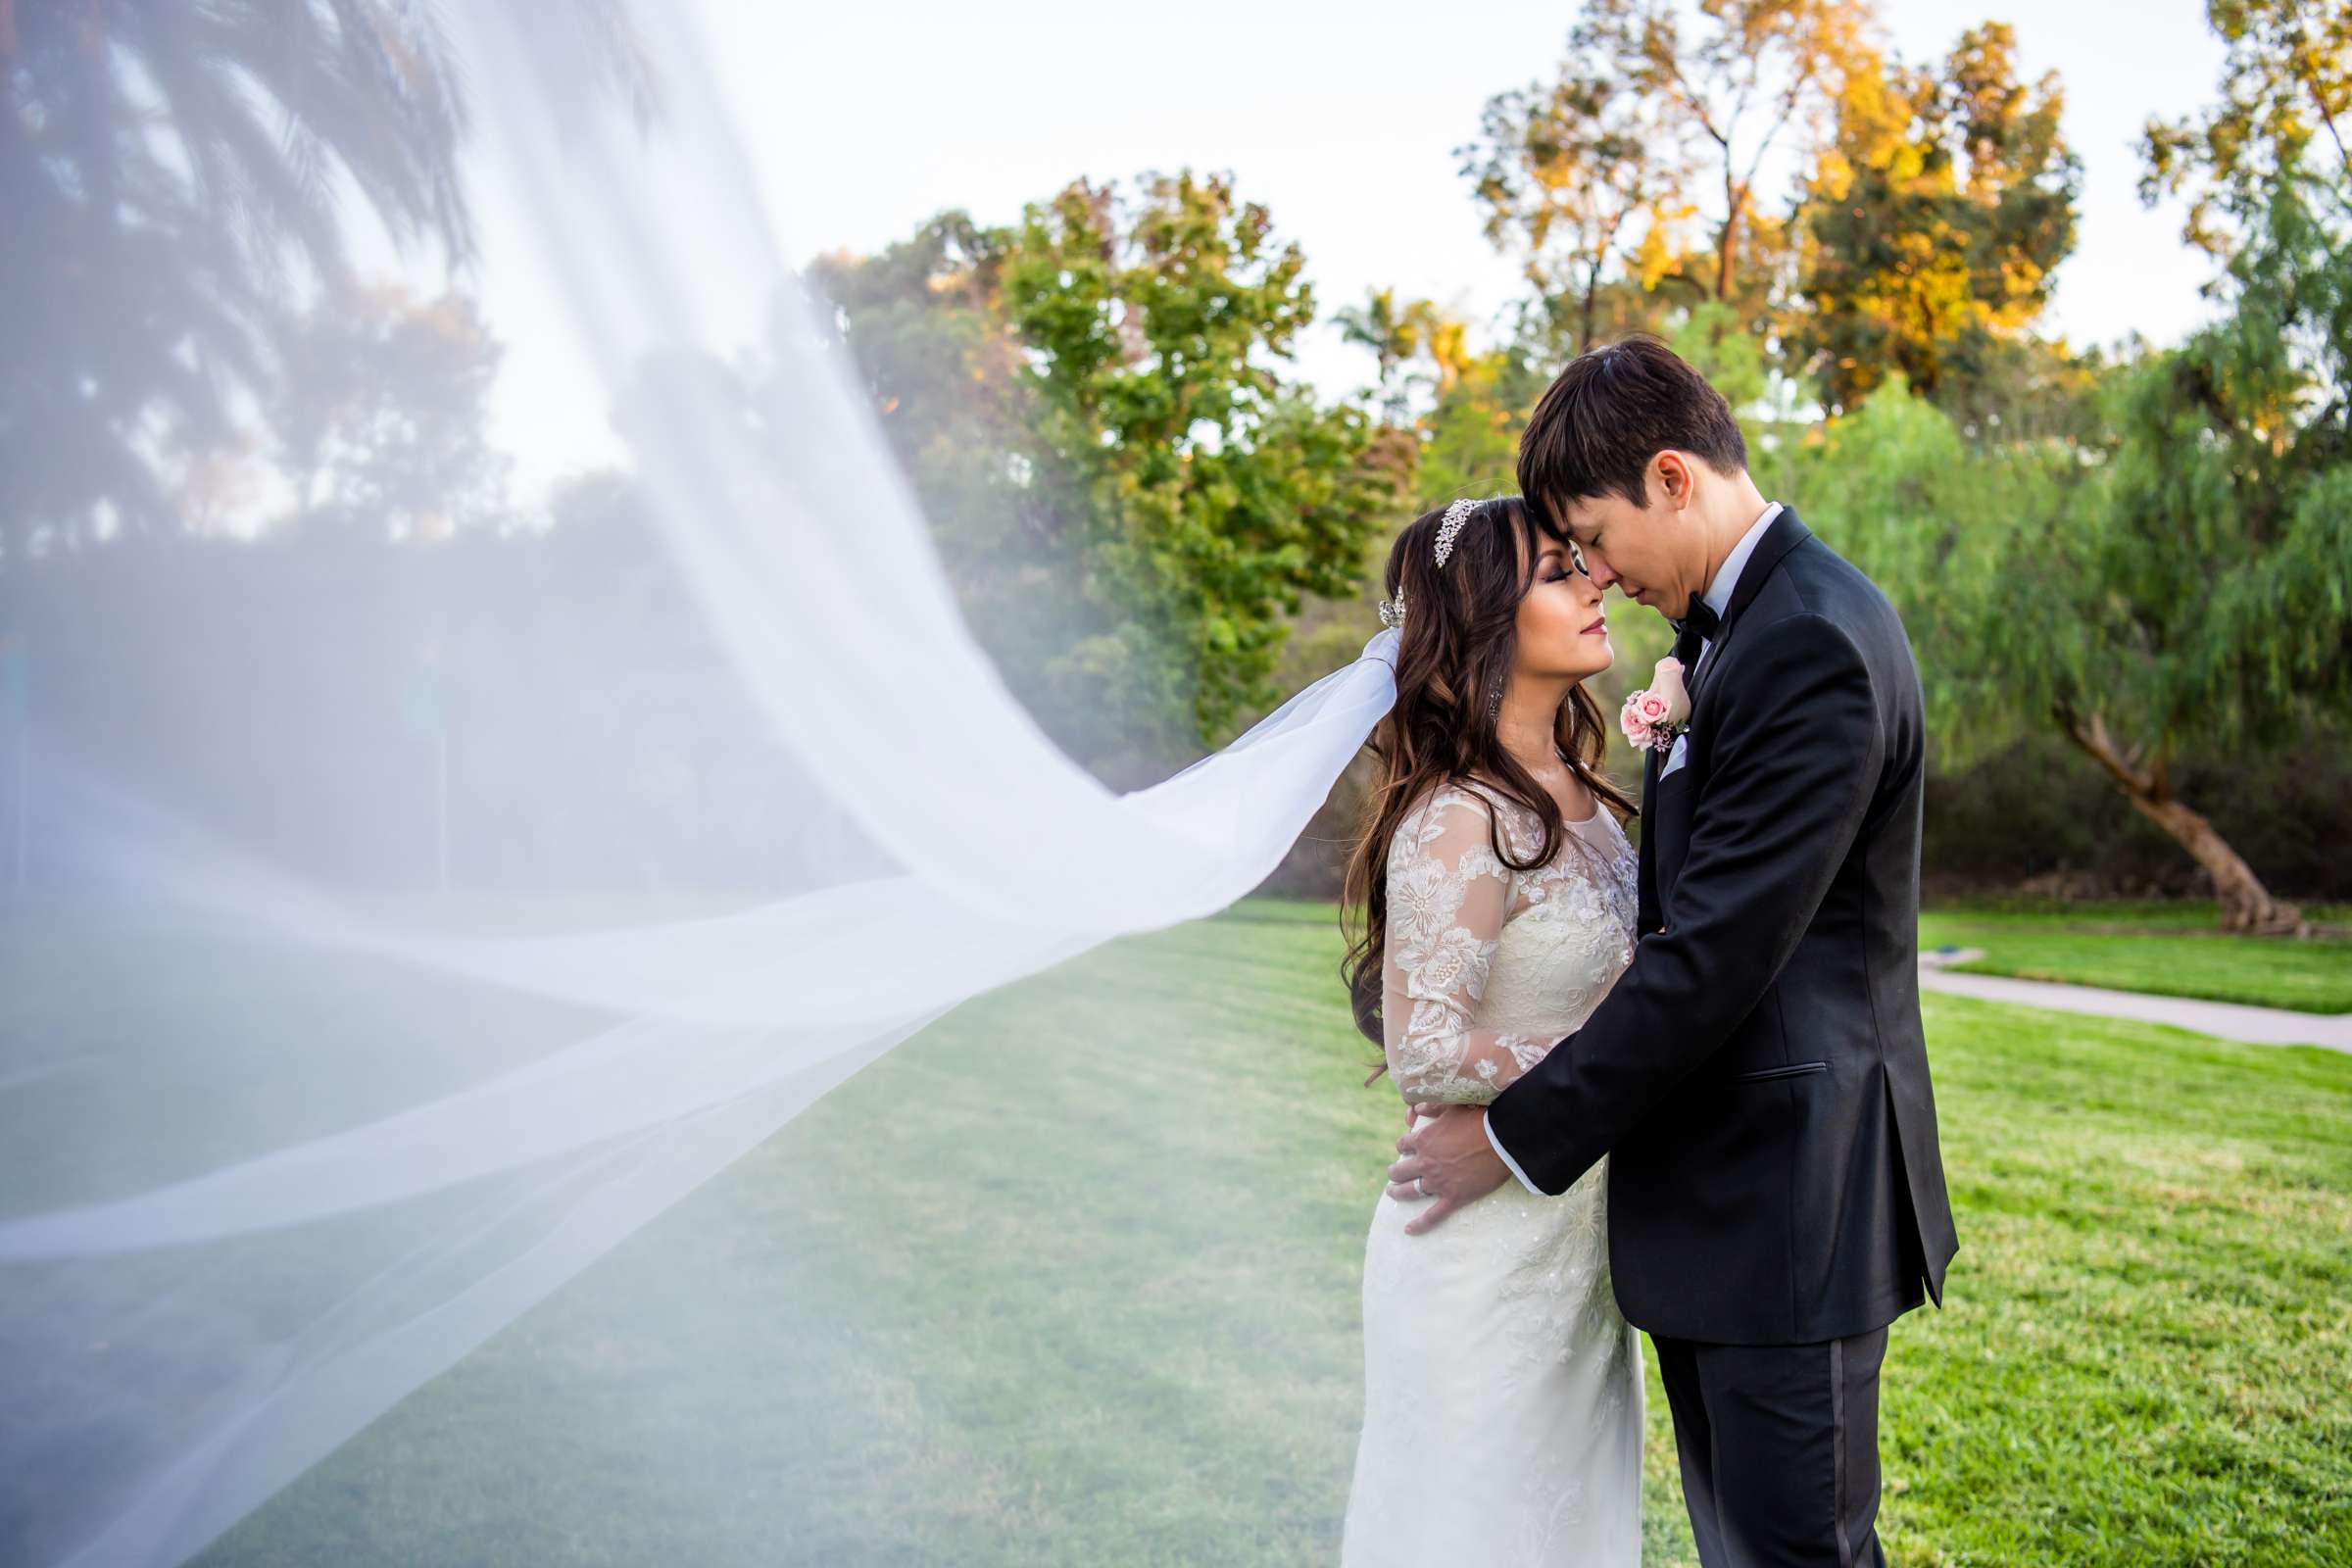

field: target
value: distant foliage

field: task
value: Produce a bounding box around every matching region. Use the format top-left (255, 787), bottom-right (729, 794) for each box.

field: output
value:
top-left (815, 176), bottom-right (1399, 773)
top-left (0, 0), bottom-right (643, 563)
top-left (1796, 24), bottom-right (2081, 413)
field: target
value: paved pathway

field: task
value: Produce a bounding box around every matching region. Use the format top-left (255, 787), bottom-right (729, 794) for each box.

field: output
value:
top-left (1919, 949), bottom-right (2352, 1054)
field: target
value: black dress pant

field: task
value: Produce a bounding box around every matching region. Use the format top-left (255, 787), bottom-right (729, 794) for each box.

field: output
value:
top-left (1650, 1327), bottom-right (1889, 1568)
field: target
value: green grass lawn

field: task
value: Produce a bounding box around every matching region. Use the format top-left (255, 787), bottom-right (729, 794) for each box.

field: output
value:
top-left (109, 898), bottom-right (2350, 1566)
top-left (1921, 901), bottom-right (2352, 1015)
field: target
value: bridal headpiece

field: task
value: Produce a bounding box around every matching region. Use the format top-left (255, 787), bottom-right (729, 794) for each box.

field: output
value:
top-left (1379, 496), bottom-right (1496, 629)
top-left (1434, 495), bottom-right (1485, 568)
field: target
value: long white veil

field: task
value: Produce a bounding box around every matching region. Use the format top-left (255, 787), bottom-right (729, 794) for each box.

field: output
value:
top-left (0, 7), bottom-right (1399, 1563)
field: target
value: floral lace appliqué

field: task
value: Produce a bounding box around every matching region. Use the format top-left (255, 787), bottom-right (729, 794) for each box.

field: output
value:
top-left (1380, 783), bottom-right (1638, 1107)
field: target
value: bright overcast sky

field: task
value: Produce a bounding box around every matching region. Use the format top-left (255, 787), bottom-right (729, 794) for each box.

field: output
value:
top-left (475, 0), bottom-right (2230, 497)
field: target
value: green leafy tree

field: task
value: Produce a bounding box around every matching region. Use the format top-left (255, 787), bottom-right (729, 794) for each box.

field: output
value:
top-left (2057, 0), bottom-right (2352, 931)
top-left (1922, 332), bottom-right (2111, 448)
top-left (1002, 172), bottom-right (1398, 751)
top-left (1791, 377), bottom-right (2066, 747)
top-left (1413, 348), bottom-right (1546, 510)
top-left (1665, 300), bottom-right (1779, 421)
top-left (2043, 303), bottom-right (2348, 931)
top-left (818, 175), bottom-right (1398, 769)
top-left (806, 214), bottom-right (1087, 743)
top-left (0, 2), bottom-right (455, 555)
top-left (1797, 24), bottom-right (2080, 413)
top-left (1806, 254), bottom-right (2350, 933)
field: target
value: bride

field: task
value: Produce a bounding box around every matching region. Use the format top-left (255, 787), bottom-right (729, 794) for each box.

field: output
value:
top-left (1337, 495), bottom-right (1646, 1565)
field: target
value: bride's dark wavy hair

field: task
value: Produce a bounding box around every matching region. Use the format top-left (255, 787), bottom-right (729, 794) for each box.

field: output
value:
top-left (1340, 496), bottom-right (1636, 1057)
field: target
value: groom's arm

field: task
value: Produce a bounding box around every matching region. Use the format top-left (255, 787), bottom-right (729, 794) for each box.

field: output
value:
top-left (1485, 612), bottom-right (1884, 1198)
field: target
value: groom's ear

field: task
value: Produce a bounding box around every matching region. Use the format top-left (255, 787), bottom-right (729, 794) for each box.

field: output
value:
top-left (1654, 451), bottom-right (1694, 512)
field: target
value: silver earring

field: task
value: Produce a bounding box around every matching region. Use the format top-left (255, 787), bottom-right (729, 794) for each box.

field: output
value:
top-left (1488, 682), bottom-right (1503, 721)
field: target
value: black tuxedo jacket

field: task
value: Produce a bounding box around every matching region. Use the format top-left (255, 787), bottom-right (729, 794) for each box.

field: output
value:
top-left (1488, 507), bottom-right (1958, 1346)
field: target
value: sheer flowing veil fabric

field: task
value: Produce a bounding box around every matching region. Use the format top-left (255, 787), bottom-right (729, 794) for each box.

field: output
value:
top-left (0, 7), bottom-right (1403, 1563)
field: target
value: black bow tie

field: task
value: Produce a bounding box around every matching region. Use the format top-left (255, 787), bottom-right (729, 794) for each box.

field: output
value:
top-left (1673, 599), bottom-right (1721, 642)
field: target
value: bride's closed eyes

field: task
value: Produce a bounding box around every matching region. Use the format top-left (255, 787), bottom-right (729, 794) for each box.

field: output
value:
top-left (1542, 542), bottom-right (1593, 582)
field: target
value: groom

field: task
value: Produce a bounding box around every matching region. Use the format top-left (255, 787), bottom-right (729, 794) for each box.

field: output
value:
top-left (1389, 335), bottom-right (1959, 1566)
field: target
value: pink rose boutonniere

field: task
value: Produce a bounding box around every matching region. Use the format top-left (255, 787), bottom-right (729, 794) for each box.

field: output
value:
top-left (1618, 657), bottom-right (1693, 753)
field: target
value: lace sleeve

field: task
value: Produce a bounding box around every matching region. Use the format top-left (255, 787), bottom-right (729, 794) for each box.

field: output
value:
top-left (1383, 788), bottom-right (1550, 1105)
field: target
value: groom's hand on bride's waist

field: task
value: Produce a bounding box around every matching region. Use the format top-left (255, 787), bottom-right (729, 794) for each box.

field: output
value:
top-left (1385, 1104), bottom-right (1509, 1236)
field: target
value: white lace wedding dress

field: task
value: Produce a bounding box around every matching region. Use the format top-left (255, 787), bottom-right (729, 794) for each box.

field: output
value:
top-left (1341, 782), bottom-right (1646, 1566)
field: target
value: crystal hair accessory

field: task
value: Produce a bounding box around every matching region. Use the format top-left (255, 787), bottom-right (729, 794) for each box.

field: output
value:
top-left (1377, 589), bottom-right (1407, 629)
top-left (1434, 496), bottom-right (1485, 568)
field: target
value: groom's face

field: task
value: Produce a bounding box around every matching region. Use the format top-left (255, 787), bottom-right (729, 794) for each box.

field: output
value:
top-left (1542, 452), bottom-right (1703, 617)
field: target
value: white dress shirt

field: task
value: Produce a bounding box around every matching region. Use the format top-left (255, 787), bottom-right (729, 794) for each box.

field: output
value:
top-left (1481, 501), bottom-right (1784, 1196)
top-left (1690, 501), bottom-right (1782, 676)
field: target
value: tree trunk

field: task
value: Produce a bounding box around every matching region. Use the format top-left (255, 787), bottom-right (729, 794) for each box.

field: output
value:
top-left (2056, 709), bottom-right (2305, 935)
top-left (1715, 168), bottom-right (1740, 301)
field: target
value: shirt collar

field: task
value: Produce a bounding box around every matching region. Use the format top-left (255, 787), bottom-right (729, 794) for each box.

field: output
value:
top-left (1700, 502), bottom-right (1783, 625)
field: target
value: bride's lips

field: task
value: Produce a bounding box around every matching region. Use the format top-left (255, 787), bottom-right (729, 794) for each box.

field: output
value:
top-left (1582, 615), bottom-right (1609, 635)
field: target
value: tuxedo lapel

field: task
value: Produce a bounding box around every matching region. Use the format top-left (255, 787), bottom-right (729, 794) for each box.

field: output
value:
top-left (1636, 507), bottom-right (1812, 936)
top-left (1636, 744), bottom-right (1662, 934)
top-left (1643, 508), bottom-right (1815, 922)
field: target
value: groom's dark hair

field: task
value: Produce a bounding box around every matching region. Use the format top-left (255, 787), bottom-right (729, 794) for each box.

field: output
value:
top-left (1517, 334), bottom-right (1748, 514)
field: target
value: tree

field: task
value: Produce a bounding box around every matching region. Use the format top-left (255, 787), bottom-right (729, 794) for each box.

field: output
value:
top-left (1797, 24), bottom-right (2080, 413)
top-left (1587, 0), bottom-right (1875, 316)
top-left (0, 2), bottom-right (467, 558)
top-left (1001, 172), bottom-right (1399, 750)
top-left (1806, 321), bottom-right (2349, 933)
top-left (0, 0), bottom-right (643, 563)
top-left (806, 213), bottom-right (1073, 667)
top-left (2071, 0), bottom-right (2352, 932)
top-left (816, 175), bottom-right (1400, 769)
top-left (1412, 346), bottom-right (1546, 510)
top-left (2140, 0), bottom-right (2351, 262)
top-left (1461, 24), bottom-right (1688, 354)
top-left (1333, 288), bottom-right (1455, 418)
top-left (2008, 270), bottom-right (2348, 936)
top-left (273, 288), bottom-right (514, 539)
top-left (1792, 1), bottom-right (2351, 933)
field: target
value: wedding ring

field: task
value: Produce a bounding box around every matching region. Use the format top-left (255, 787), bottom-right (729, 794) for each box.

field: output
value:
top-left (1412, 1176), bottom-right (1428, 1199)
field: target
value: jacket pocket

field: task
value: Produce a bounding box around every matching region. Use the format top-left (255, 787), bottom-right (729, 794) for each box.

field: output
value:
top-left (1732, 1060), bottom-right (1829, 1083)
